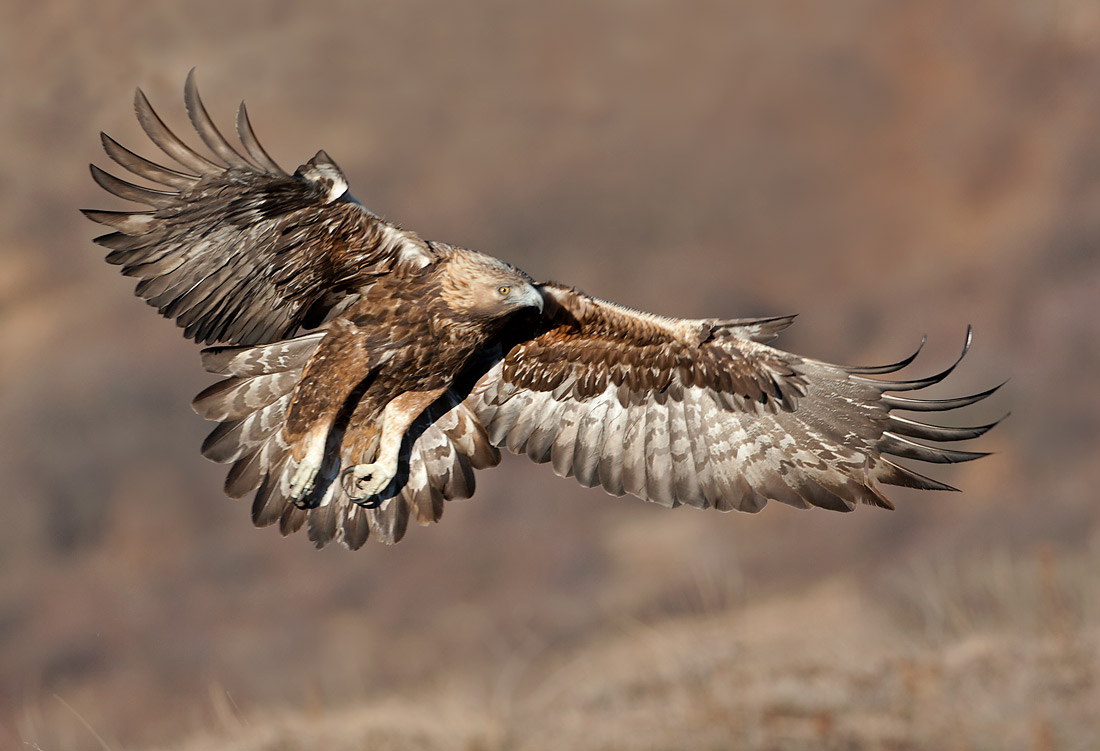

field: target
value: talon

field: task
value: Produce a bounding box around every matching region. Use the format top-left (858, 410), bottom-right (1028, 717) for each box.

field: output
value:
top-left (289, 466), bottom-right (323, 509)
top-left (342, 462), bottom-right (393, 501)
top-left (352, 495), bottom-right (385, 510)
top-left (293, 494), bottom-right (319, 510)
top-left (289, 462), bottom-right (319, 498)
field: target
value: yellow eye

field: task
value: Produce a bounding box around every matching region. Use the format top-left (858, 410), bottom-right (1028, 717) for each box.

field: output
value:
top-left (497, 285), bottom-right (511, 296)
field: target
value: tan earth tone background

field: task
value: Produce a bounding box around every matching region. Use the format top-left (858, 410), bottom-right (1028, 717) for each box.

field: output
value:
top-left (2, 1), bottom-right (1099, 749)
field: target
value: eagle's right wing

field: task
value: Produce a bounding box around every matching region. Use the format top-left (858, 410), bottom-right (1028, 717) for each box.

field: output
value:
top-left (83, 70), bottom-right (435, 346)
top-left (468, 284), bottom-right (1001, 513)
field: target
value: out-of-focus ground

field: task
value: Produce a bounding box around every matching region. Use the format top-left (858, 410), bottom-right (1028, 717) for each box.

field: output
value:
top-left (2, 1), bottom-right (1099, 749)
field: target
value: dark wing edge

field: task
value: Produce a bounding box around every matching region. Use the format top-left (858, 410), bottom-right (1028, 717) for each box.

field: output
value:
top-left (83, 70), bottom-right (436, 346)
top-left (191, 333), bottom-right (501, 549)
top-left (467, 285), bottom-right (1002, 513)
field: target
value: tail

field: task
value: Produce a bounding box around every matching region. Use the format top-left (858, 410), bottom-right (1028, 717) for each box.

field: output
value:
top-left (191, 332), bottom-right (501, 549)
top-left (192, 331), bottom-right (328, 498)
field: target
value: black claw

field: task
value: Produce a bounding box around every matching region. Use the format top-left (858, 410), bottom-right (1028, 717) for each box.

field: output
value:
top-left (340, 466), bottom-right (383, 507)
top-left (292, 487), bottom-right (323, 510)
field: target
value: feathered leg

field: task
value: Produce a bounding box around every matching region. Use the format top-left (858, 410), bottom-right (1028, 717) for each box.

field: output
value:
top-left (342, 388), bottom-right (447, 505)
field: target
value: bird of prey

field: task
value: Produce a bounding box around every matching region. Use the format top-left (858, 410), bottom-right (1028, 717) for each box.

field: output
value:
top-left (83, 72), bottom-right (1000, 549)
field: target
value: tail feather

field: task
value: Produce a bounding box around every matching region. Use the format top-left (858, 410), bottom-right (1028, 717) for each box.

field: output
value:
top-left (279, 502), bottom-right (307, 537)
top-left (368, 496), bottom-right (410, 544)
top-left (200, 394), bottom-right (292, 461)
top-left (340, 503), bottom-right (372, 550)
top-left (252, 466), bottom-right (290, 527)
top-left (199, 333), bottom-right (327, 376)
top-left (307, 492), bottom-right (339, 546)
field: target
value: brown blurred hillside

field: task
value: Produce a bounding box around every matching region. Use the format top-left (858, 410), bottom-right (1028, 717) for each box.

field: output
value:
top-left (2, 1), bottom-right (1099, 749)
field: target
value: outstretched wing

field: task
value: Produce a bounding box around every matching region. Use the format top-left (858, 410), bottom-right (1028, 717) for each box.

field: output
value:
top-left (469, 284), bottom-right (1000, 512)
top-left (83, 70), bottom-right (435, 346)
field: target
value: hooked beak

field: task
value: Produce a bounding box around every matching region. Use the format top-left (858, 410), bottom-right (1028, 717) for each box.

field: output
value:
top-left (516, 283), bottom-right (544, 313)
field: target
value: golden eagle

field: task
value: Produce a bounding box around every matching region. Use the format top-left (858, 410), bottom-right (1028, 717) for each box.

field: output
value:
top-left (84, 73), bottom-right (1001, 549)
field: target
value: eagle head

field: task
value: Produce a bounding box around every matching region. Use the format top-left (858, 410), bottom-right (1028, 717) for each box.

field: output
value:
top-left (439, 250), bottom-right (544, 321)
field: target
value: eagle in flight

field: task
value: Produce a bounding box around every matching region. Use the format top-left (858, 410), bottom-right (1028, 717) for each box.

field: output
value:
top-left (84, 72), bottom-right (1000, 549)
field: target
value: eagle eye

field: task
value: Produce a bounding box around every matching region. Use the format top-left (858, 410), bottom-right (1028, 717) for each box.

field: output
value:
top-left (497, 285), bottom-right (511, 296)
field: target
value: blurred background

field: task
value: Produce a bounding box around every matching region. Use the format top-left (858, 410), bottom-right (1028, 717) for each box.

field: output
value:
top-left (2, 1), bottom-right (1099, 749)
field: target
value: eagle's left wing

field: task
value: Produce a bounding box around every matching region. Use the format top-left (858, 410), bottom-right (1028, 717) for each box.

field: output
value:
top-left (468, 284), bottom-right (1000, 512)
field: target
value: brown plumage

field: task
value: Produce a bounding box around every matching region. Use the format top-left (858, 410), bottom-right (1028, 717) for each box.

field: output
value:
top-left (84, 72), bottom-right (1002, 549)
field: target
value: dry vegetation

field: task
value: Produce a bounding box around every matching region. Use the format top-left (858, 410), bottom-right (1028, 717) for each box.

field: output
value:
top-left (153, 543), bottom-right (1100, 751)
top-left (2, 1), bottom-right (1099, 749)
